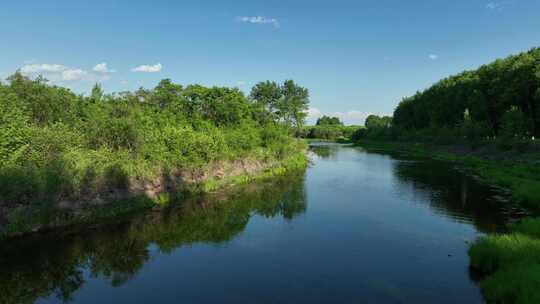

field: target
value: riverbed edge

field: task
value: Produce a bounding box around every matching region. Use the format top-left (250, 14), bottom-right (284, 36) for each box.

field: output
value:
top-left (0, 150), bottom-right (308, 240)
top-left (354, 140), bottom-right (540, 209)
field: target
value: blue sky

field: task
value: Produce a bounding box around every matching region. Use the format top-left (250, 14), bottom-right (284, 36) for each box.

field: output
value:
top-left (1, 0), bottom-right (539, 125)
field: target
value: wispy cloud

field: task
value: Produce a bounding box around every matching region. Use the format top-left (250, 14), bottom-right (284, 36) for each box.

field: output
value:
top-left (20, 63), bottom-right (105, 82)
top-left (93, 62), bottom-right (116, 73)
top-left (19, 63), bottom-right (114, 82)
top-left (332, 110), bottom-right (371, 125)
top-left (238, 16), bottom-right (280, 28)
top-left (486, 2), bottom-right (502, 10)
top-left (428, 54), bottom-right (439, 60)
top-left (486, 1), bottom-right (512, 11)
top-left (131, 63), bottom-right (162, 73)
top-left (306, 107), bottom-right (323, 120)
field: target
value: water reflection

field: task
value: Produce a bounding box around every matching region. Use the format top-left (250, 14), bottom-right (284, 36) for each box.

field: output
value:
top-left (391, 157), bottom-right (524, 233)
top-left (0, 172), bottom-right (306, 304)
top-left (308, 142), bottom-right (340, 159)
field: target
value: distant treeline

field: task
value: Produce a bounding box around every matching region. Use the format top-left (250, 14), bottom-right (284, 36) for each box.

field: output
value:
top-left (355, 47), bottom-right (540, 147)
top-left (297, 115), bottom-right (359, 140)
top-left (0, 73), bottom-right (309, 208)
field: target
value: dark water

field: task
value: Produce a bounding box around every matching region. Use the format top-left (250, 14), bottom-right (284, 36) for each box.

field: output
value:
top-left (0, 144), bottom-right (524, 304)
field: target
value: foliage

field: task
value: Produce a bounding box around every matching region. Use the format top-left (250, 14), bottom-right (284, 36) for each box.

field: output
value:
top-left (0, 73), bottom-right (309, 210)
top-left (316, 115), bottom-right (343, 126)
top-left (351, 115), bottom-right (393, 141)
top-left (391, 48), bottom-right (540, 141)
top-left (249, 79), bottom-right (309, 129)
top-left (298, 125), bottom-right (360, 140)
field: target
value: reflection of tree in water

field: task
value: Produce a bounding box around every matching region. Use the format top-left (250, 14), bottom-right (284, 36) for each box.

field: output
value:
top-left (309, 144), bottom-right (339, 159)
top-left (0, 172), bottom-right (306, 304)
top-left (392, 159), bottom-right (523, 234)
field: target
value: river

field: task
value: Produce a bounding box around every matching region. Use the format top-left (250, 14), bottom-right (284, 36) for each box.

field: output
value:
top-left (0, 143), bottom-right (524, 303)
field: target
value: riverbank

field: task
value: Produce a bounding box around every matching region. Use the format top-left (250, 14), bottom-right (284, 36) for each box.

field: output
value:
top-left (355, 140), bottom-right (540, 209)
top-left (355, 140), bottom-right (540, 303)
top-left (0, 149), bottom-right (308, 240)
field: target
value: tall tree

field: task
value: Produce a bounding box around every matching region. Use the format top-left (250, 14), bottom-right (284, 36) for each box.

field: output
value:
top-left (90, 83), bottom-right (104, 102)
top-left (278, 80), bottom-right (309, 129)
top-left (250, 80), bottom-right (310, 128)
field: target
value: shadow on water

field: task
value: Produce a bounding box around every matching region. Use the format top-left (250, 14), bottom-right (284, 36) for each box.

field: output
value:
top-left (0, 172), bottom-right (307, 304)
top-left (391, 158), bottom-right (525, 234)
top-left (308, 142), bottom-right (341, 159)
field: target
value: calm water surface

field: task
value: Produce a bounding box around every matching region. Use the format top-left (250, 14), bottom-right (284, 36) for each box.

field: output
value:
top-left (0, 144), bottom-right (523, 303)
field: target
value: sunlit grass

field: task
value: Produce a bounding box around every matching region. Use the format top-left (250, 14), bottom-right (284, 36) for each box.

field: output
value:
top-left (469, 218), bottom-right (540, 303)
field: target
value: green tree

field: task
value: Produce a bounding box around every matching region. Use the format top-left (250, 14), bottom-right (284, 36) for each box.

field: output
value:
top-left (249, 81), bottom-right (282, 123)
top-left (316, 116), bottom-right (343, 126)
top-left (250, 80), bottom-right (310, 129)
top-left (278, 80), bottom-right (309, 129)
top-left (90, 83), bottom-right (104, 103)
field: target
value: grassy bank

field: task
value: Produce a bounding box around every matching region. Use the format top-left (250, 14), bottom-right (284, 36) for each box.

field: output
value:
top-left (1, 148), bottom-right (307, 240)
top-left (469, 218), bottom-right (540, 304)
top-left (355, 140), bottom-right (540, 303)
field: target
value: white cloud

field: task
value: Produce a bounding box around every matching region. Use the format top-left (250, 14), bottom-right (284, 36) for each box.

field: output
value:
top-left (236, 80), bottom-right (247, 86)
top-left (61, 69), bottom-right (88, 81)
top-left (93, 62), bottom-right (115, 73)
top-left (21, 64), bottom-right (66, 74)
top-left (238, 16), bottom-right (280, 28)
top-left (486, 2), bottom-right (502, 10)
top-left (332, 110), bottom-right (371, 125)
top-left (19, 63), bottom-right (113, 82)
top-left (428, 54), bottom-right (439, 60)
top-left (131, 63), bottom-right (162, 73)
top-left (20, 63), bottom-right (102, 82)
top-left (306, 107), bottom-right (323, 120)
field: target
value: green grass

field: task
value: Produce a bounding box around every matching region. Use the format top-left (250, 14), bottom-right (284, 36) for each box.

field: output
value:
top-left (479, 263), bottom-right (540, 304)
top-left (469, 218), bottom-right (540, 304)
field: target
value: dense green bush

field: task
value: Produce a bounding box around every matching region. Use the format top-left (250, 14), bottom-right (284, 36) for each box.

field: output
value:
top-left (0, 74), bottom-right (309, 207)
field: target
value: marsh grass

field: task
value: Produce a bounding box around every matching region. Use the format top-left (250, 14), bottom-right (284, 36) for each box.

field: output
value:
top-left (469, 218), bottom-right (540, 303)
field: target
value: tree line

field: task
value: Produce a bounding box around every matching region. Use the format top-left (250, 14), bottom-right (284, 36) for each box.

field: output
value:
top-left (297, 115), bottom-right (360, 140)
top-left (354, 47), bottom-right (540, 146)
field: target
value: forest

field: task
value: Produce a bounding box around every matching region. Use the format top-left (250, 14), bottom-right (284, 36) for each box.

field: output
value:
top-left (0, 74), bottom-right (309, 219)
top-left (355, 47), bottom-right (540, 148)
